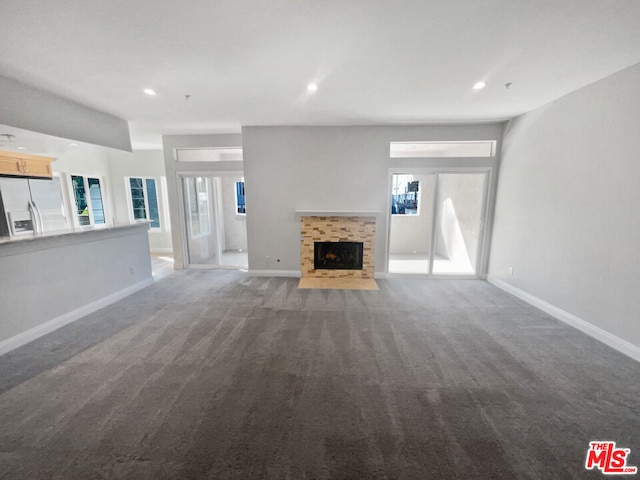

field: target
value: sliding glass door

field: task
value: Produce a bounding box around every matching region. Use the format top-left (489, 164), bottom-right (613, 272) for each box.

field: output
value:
top-left (388, 173), bottom-right (436, 274)
top-left (181, 175), bottom-right (248, 269)
top-left (432, 173), bottom-right (487, 275)
top-left (183, 176), bottom-right (217, 266)
top-left (388, 170), bottom-right (489, 277)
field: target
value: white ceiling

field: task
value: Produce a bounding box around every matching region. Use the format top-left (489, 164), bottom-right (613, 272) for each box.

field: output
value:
top-left (1, 0), bottom-right (640, 150)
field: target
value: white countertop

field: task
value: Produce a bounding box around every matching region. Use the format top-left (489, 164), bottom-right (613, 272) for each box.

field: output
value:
top-left (0, 221), bottom-right (150, 246)
top-left (0, 222), bottom-right (151, 257)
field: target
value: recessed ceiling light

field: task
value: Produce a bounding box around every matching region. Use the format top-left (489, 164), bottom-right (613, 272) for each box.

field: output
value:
top-left (473, 82), bottom-right (486, 90)
top-left (69, 143), bottom-right (79, 147)
top-left (143, 88), bottom-right (157, 96)
top-left (17, 146), bottom-right (27, 150)
top-left (307, 83), bottom-right (318, 92)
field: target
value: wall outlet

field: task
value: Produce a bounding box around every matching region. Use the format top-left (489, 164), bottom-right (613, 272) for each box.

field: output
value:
top-left (508, 266), bottom-right (513, 275)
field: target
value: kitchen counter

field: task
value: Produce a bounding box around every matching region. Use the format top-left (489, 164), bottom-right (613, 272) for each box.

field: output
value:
top-left (0, 220), bottom-right (150, 245)
top-left (0, 221), bottom-right (154, 355)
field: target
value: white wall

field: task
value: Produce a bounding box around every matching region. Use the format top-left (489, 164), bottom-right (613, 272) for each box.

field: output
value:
top-left (489, 62), bottom-right (640, 356)
top-left (242, 125), bottom-right (503, 275)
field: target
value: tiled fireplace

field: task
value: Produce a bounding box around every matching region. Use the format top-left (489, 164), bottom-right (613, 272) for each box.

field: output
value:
top-left (300, 215), bottom-right (376, 279)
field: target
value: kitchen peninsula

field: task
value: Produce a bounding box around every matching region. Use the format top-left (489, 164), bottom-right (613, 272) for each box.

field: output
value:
top-left (0, 222), bottom-right (153, 354)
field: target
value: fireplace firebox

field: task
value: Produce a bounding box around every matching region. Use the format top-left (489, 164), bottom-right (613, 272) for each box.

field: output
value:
top-left (314, 241), bottom-right (364, 270)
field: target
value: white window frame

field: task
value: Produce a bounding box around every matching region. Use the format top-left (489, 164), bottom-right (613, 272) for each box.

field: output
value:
top-left (125, 176), bottom-right (161, 229)
top-left (68, 174), bottom-right (108, 227)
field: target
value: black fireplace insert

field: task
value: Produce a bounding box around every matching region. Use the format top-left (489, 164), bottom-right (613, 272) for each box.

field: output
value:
top-left (314, 241), bottom-right (363, 270)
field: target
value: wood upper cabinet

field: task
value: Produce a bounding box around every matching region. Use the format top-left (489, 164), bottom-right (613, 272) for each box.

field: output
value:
top-left (0, 150), bottom-right (54, 179)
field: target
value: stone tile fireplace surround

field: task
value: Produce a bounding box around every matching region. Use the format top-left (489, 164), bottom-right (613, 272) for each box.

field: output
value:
top-left (299, 213), bottom-right (377, 279)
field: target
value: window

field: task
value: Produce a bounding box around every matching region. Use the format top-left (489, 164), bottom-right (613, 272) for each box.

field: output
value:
top-left (390, 141), bottom-right (495, 158)
top-left (184, 177), bottom-right (210, 237)
top-left (71, 175), bottom-right (106, 226)
top-left (391, 174), bottom-right (419, 215)
top-left (235, 181), bottom-right (246, 214)
top-left (127, 177), bottom-right (160, 228)
top-left (177, 148), bottom-right (243, 162)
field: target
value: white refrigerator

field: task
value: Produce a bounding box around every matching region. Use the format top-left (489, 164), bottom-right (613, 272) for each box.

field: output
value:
top-left (0, 177), bottom-right (68, 236)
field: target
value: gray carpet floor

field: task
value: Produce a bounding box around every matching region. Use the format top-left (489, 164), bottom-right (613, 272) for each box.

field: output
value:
top-left (0, 271), bottom-right (638, 479)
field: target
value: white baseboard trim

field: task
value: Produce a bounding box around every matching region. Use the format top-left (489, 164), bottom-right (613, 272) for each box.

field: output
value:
top-left (248, 270), bottom-right (301, 278)
top-left (487, 276), bottom-right (640, 363)
top-left (0, 277), bottom-right (155, 356)
top-left (150, 248), bottom-right (173, 254)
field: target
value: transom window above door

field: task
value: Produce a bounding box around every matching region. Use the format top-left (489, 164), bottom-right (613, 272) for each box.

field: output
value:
top-left (390, 141), bottom-right (495, 158)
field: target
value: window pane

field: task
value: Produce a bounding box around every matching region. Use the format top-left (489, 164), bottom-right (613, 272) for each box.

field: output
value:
top-left (145, 179), bottom-right (160, 228)
top-left (391, 175), bottom-right (419, 215)
top-left (71, 175), bottom-right (90, 226)
top-left (432, 173), bottom-right (486, 275)
top-left (184, 177), bottom-right (211, 237)
top-left (186, 178), bottom-right (199, 236)
top-left (87, 178), bottom-right (105, 224)
top-left (177, 148), bottom-right (243, 162)
top-left (129, 177), bottom-right (147, 220)
top-left (196, 178), bottom-right (210, 234)
top-left (390, 141), bottom-right (495, 158)
top-left (235, 181), bottom-right (246, 214)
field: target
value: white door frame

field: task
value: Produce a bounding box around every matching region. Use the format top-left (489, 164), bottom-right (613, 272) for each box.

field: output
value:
top-left (176, 171), bottom-right (246, 270)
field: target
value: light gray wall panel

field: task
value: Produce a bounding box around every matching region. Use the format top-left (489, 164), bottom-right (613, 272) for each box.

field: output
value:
top-left (0, 225), bottom-right (152, 345)
top-left (0, 75), bottom-right (131, 152)
top-left (489, 63), bottom-right (640, 350)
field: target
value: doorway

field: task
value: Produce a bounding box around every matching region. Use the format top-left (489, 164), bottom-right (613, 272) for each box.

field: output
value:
top-left (388, 170), bottom-right (489, 277)
top-left (181, 174), bottom-right (248, 269)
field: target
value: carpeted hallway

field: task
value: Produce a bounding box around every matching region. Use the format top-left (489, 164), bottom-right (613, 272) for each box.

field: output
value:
top-left (0, 271), bottom-right (638, 479)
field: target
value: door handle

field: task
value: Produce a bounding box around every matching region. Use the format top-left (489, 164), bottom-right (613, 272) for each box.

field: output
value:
top-left (28, 201), bottom-right (42, 234)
